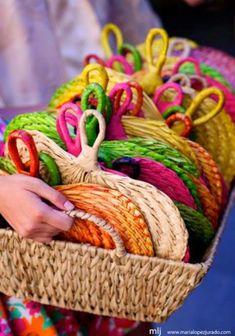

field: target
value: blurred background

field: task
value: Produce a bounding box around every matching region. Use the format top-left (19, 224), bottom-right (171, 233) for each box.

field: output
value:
top-left (150, 0), bottom-right (235, 55)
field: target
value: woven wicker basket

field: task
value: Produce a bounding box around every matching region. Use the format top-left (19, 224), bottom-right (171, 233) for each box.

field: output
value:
top-left (0, 189), bottom-right (231, 322)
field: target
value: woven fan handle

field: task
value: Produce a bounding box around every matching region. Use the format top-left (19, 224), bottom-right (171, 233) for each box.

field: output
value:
top-left (168, 73), bottom-right (191, 87)
top-left (65, 208), bottom-right (126, 257)
top-left (186, 87), bottom-right (224, 126)
top-left (106, 55), bottom-right (134, 75)
top-left (167, 38), bottom-right (191, 59)
top-left (76, 109), bottom-right (106, 171)
top-left (101, 23), bottom-right (123, 58)
top-left (172, 57), bottom-right (202, 76)
top-left (145, 28), bottom-right (168, 74)
top-left (153, 82), bottom-right (184, 113)
top-left (83, 54), bottom-right (106, 67)
top-left (81, 64), bottom-right (109, 91)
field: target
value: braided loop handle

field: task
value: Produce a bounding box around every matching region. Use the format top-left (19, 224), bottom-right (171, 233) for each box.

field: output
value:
top-left (186, 87), bottom-right (224, 126)
top-left (167, 38), bottom-right (191, 59)
top-left (146, 28), bottom-right (169, 74)
top-left (65, 208), bottom-right (126, 257)
top-left (76, 110), bottom-right (106, 171)
top-left (81, 64), bottom-right (109, 91)
top-left (172, 57), bottom-right (202, 77)
top-left (8, 130), bottom-right (39, 177)
top-left (153, 82), bottom-right (184, 113)
top-left (168, 73), bottom-right (191, 87)
top-left (57, 103), bottom-right (82, 156)
top-left (118, 43), bottom-right (142, 71)
top-left (83, 54), bottom-right (106, 67)
top-left (101, 23), bottom-right (123, 58)
top-left (106, 55), bottom-right (134, 75)
top-left (166, 113), bottom-right (193, 138)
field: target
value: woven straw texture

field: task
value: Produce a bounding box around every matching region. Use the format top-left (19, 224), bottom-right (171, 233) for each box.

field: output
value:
top-left (56, 183), bottom-right (155, 257)
top-left (99, 139), bottom-right (202, 211)
top-left (112, 157), bottom-right (196, 209)
top-left (122, 116), bottom-right (198, 165)
top-left (191, 46), bottom-right (235, 89)
top-left (6, 110), bottom-right (188, 261)
top-left (183, 95), bottom-right (235, 186)
top-left (0, 188), bottom-right (232, 322)
top-left (187, 140), bottom-right (225, 211)
top-left (49, 64), bottom-right (161, 120)
top-left (160, 88), bottom-right (235, 186)
top-left (4, 110), bottom-right (199, 167)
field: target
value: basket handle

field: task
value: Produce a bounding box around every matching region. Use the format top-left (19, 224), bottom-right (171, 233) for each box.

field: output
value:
top-left (145, 28), bottom-right (169, 75)
top-left (65, 208), bottom-right (126, 257)
top-left (81, 64), bottom-right (109, 91)
top-left (101, 23), bottom-right (123, 58)
top-left (185, 87), bottom-right (224, 126)
top-left (76, 109), bottom-right (106, 171)
top-left (167, 38), bottom-right (191, 58)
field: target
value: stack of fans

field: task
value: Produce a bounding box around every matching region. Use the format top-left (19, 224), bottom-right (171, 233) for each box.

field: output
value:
top-left (0, 24), bottom-right (234, 322)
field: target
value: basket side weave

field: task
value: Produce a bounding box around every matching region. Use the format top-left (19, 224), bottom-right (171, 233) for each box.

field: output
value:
top-left (0, 186), bottom-right (232, 323)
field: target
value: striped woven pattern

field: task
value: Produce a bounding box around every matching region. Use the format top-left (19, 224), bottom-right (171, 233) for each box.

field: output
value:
top-left (56, 183), bottom-right (154, 257)
top-left (7, 111), bottom-right (188, 261)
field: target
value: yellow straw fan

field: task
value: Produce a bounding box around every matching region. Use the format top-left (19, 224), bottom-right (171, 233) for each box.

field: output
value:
top-left (101, 23), bottom-right (124, 58)
top-left (49, 64), bottom-right (161, 120)
top-left (56, 183), bottom-right (154, 257)
top-left (167, 87), bottom-right (235, 186)
top-left (132, 28), bottom-right (169, 95)
top-left (100, 23), bottom-right (182, 93)
top-left (8, 110), bottom-right (188, 261)
top-left (122, 116), bottom-right (198, 165)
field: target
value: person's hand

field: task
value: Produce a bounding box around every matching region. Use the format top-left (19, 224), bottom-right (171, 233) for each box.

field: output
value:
top-left (0, 174), bottom-right (75, 243)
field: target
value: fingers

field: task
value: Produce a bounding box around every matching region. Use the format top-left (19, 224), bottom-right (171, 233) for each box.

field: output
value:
top-left (24, 176), bottom-right (75, 211)
top-left (40, 204), bottom-right (74, 231)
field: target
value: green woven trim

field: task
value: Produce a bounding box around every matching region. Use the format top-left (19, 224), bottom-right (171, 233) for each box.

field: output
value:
top-left (0, 157), bottom-right (16, 174)
top-left (4, 111), bottom-right (66, 150)
top-left (48, 78), bottom-right (80, 109)
top-left (127, 138), bottom-right (199, 177)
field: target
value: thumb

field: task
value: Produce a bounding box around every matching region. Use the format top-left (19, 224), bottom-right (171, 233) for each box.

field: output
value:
top-left (28, 177), bottom-right (75, 211)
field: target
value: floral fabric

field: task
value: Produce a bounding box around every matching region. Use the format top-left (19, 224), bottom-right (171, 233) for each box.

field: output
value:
top-left (0, 295), bottom-right (138, 336)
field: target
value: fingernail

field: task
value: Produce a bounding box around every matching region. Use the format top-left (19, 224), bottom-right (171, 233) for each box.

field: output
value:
top-left (64, 201), bottom-right (75, 211)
